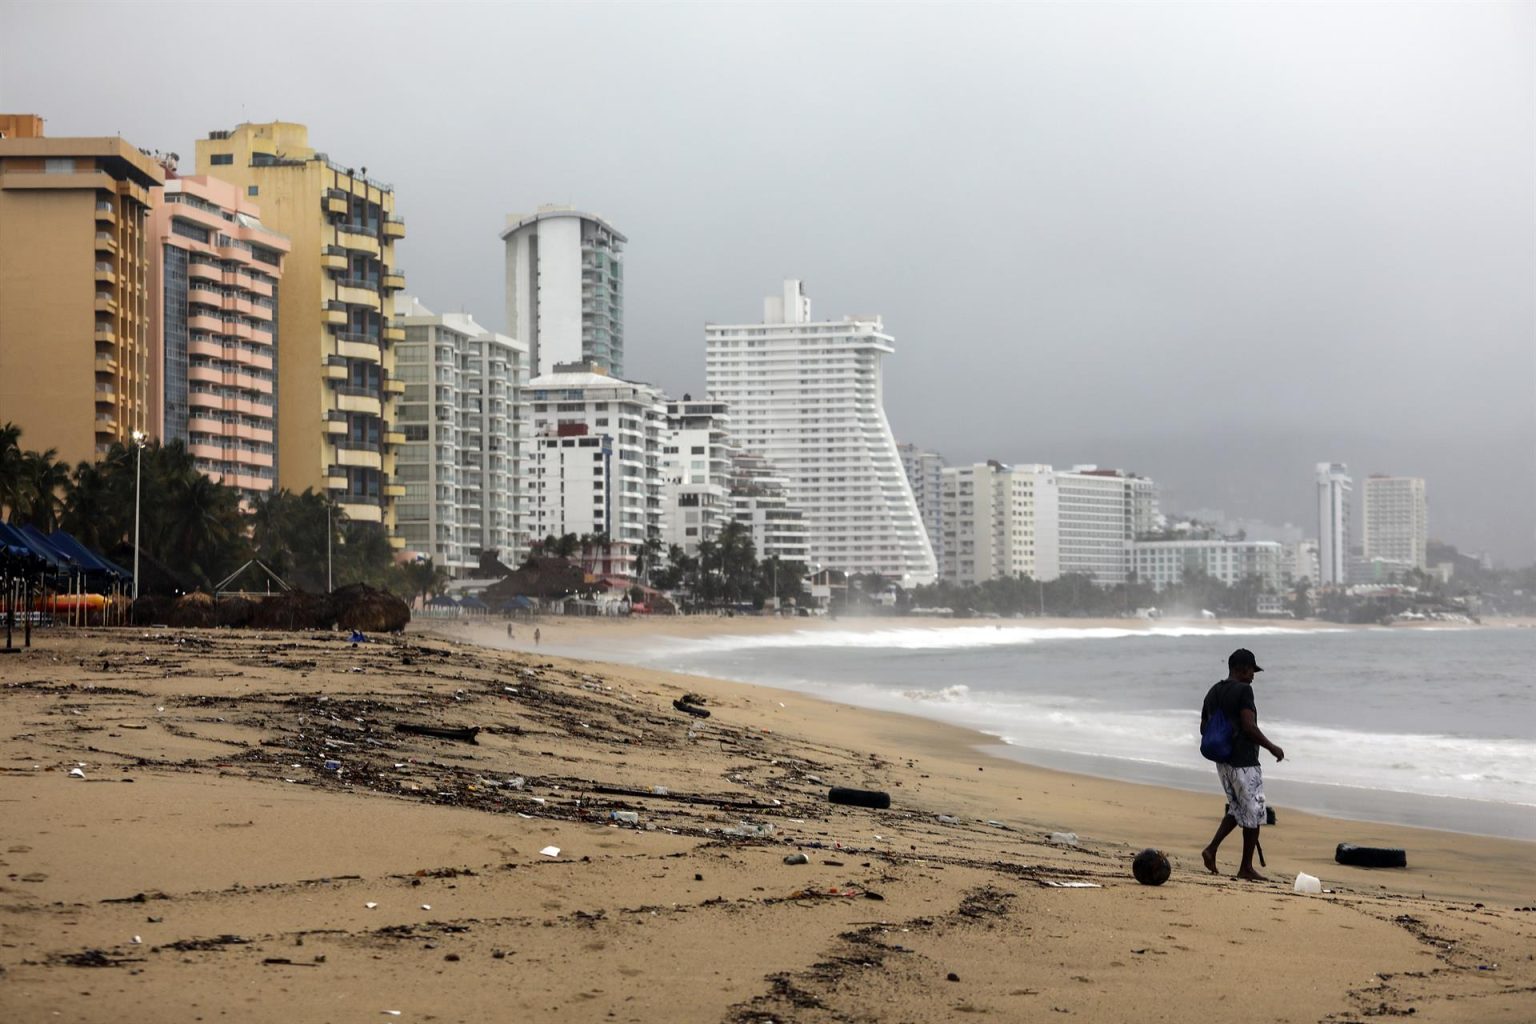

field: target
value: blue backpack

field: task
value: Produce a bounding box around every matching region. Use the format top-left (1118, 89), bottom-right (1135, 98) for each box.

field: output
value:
top-left (1200, 706), bottom-right (1236, 762)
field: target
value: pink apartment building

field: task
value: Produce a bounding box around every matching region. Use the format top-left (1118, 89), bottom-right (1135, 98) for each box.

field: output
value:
top-left (148, 174), bottom-right (288, 500)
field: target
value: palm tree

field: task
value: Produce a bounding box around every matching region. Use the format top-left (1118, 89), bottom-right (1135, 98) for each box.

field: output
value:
top-left (17, 447), bottom-right (71, 530)
top-left (160, 470), bottom-right (247, 586)
top-left (0, 421), bottom-right (26, 522)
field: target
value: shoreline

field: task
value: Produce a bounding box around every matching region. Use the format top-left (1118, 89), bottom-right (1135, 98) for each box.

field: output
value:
top-left (426, 618), bottom-right (1534, 890)
top-left (3, 625), bottom-right (1533, 1022)
top-left (432, 615), bottom-right (1536, 843)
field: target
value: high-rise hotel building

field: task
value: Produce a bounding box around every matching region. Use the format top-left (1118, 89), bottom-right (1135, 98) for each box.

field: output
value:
top-left (705, 280), bottom-right (936, 585)
top-left (148, 175), bottom-right (288, 501)
top-left (1363, 474), bottom-right (1427, 571)
top-left (502, 206), bottom-right (625, 378)
top-left (195, 123), bottom-right (407, 538)
top-left (392, 295), bottom-right (528, 572)
top-left (0, 114), bottom-right (163, 463)
top-left (1316, 461), bottom-right (1352, 586)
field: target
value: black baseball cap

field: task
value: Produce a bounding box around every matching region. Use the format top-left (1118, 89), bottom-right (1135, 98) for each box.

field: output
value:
top-left (1228, 648), bottom-right (1263, 673)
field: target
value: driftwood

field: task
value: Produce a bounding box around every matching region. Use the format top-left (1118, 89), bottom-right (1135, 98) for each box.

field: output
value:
top-left (672, 699), bottom-right (710, 719)
top-left (393, 723), bottom-right (480, 744)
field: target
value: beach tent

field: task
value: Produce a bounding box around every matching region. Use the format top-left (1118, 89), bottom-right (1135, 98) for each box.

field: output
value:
top-left (427, 594), bottom-right (459, 608)
top-left (43, 530), bottom-right (129, 580)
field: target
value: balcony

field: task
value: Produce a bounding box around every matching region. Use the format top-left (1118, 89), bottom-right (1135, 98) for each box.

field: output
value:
top-left (335, 338), bottom-right (381, 363)
top-left (323, 357), bottom-right (348, 381)
top-left (336, 224), bottom-right (380, 256)
top-left (382, 325), bottom-right (405, 343)
top-left (322, 303), bottom-right (347, 326)
top-left (384, 482), bottom-right (406, 498)
top-left (382, 270), bottom-right (405, 291)
top-left (95, 231), bottom-right (117, 254)
top-left (335, 391), bottom-right (382, 416)
top-left (324, 193), bottom-right (349, 216)
top-left (189, 261), bottom-right (221, 283)
top-left (94, 323), bottom-right (115, 343)
top-left (325, 469), bottom-right (348, 490)
top-left (382, 216), bottom-right (405, 240)
top-left (94, 262), bottom-right (116, 286)
top-left (94, 353), bottom-right (118, 375)
top-left (188, 284), bottom-right (222, 307)
top-left (321, 248), bottom-right (348, 272)
top-left (95, 201), bottom-right (116, 225)
top-left (94, 292), bottom-right (117, 314)
top-left (381, 376), bottom-right (406, 396)
top-left (387, 533), bottom-right (405, 548)
top-left (384, 430), bottom-right (407, 447)
top-left (336, 282), bottom-right (380, 308)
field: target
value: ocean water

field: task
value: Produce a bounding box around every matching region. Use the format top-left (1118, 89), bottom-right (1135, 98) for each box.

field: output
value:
top-left (585, 624), bottom-right (1536, 841)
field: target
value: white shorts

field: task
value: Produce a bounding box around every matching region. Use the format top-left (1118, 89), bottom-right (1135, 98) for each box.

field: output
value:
top-left (1217, 763), bottom-right (1267, 829)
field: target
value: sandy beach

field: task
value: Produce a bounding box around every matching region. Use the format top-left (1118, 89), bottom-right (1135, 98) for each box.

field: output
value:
top-left (1, 622), bottom-right (1532, 1022)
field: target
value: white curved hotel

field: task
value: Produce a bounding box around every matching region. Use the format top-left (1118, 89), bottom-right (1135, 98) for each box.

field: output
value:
top-left (705, 280), bottom-right (936, 585)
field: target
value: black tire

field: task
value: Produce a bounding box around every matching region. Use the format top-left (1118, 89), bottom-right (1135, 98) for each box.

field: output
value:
top-left (672, 699), bottom-right (710, 718)
top-left (1335, 843), bottom-right (1407, 868)
top-left (828, 787), bottom-right (891, 810)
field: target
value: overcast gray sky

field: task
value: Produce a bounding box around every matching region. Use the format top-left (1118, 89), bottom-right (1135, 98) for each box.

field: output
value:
top-left (5, 1), bottom-right (1532, 564)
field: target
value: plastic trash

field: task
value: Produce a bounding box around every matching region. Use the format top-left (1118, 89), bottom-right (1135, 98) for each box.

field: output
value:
top-left (506, 777), bottom-right (526, 790)
top-left (783, 853), bottom-right (809, 865)
top-left (540, 846), bottom-right (561, 858)
top-left (937, 815), bottom-right (960, 824)
top-left (609, 811), bottom-right (639, 824)
top-left (323, 760), bottom-right (341, 772)
top-left (724, 822), bottom-right (775, 838)
top-left (1294, 871), bottom-right (1323, 894)
top-left (651, 785), bottom-right (669, 796)
top-left (1049, 832), bottom-right (1079, 846)
top-left (68, 767), bottom-right (86, 779)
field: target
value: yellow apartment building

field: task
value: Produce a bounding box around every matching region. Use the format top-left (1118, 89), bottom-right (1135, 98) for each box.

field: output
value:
top-left (0, 114), bottom-right (165, 465)
top-left (194, 122), bottom-right (406, 538)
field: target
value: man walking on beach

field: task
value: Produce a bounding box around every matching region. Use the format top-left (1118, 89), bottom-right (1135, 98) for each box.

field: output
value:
top-left (1201, 648), bottom-right (1284, 881)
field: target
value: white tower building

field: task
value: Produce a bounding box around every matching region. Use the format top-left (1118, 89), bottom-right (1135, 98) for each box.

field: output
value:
top-left (939, 462), bottom-right (1045, 585)
top-left (661, 398), bottom-right (736, 556)
top-left (1363, 475), bottom-right (1427, 570)
top-left (502, 206), bottom-right (626, 378)
top-left (730, 450), bottom-right (811, 564)
top-left (704, 280), bottom-right (936, 585)
top-left (1316, 462), bottom-right (1353, 586)
top-left (526, 363), bottom-right (665, 576)
top-left (899, 443), bottom-right (947, 568)
top-left (393, 296), bottom-right (527, 573)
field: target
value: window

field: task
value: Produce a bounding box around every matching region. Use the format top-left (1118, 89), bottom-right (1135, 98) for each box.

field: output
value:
top-left (246, 185), bottom-right (259, 197)
top-left (209, 153), bottom-right (234, 166)
top-left (45, 158), bottom-right (76, 173)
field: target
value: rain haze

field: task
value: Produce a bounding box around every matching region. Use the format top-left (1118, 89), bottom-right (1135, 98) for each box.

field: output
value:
top-left (5, 1), bottom-right (1532, 563)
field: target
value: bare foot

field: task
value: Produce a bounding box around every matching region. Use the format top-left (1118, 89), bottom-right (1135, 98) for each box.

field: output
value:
top-left (1234, 869), bottom-right (1268, 882)
top-left (1201, 847), bottom-right (1219, 874)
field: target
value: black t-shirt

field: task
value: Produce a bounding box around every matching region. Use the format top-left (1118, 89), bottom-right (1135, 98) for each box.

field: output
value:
top-left (1202, 678), bottom-right (1259, 767)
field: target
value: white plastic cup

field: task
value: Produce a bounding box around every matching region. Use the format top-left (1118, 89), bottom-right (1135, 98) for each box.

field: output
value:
top-left (1293, 871), bottom-right (1322, 894)
top-left (1049, 832), bottom-right (1079, 847)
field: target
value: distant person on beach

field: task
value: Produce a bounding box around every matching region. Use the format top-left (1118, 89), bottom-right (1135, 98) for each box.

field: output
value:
top-left (1200, 648), bottom-right (1285, 881)
top-left (534, 627), bottom-right (541, 646)
top-left (506, 623), bottom-right (514, 639)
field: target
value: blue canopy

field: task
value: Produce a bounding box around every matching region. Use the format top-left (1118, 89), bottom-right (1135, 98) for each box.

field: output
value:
top-left (0, 523), bottom-right (69, 570)
top-left (43, 529), bottom-right (130, 579)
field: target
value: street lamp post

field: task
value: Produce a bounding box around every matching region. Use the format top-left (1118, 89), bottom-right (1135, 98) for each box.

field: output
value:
top-left (327, 504), bottom-right (333, 593)
top-left (131, 431), bottom-right (146, 601)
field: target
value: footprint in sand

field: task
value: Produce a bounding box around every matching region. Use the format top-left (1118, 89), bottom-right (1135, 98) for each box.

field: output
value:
top-left (7, 845), bottom-right (31, 854)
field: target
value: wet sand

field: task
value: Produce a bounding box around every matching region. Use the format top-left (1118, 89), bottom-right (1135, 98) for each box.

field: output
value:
top-left (1, 625), bottom-right (1532, 1022)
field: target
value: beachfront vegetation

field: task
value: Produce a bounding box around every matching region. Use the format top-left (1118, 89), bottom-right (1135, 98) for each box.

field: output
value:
top-left (1, 422), bottom-right (410, 598)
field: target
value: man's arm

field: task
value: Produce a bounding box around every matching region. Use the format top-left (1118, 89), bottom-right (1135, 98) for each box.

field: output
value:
top-left (1239, 708), bottom-right (1284, 762)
